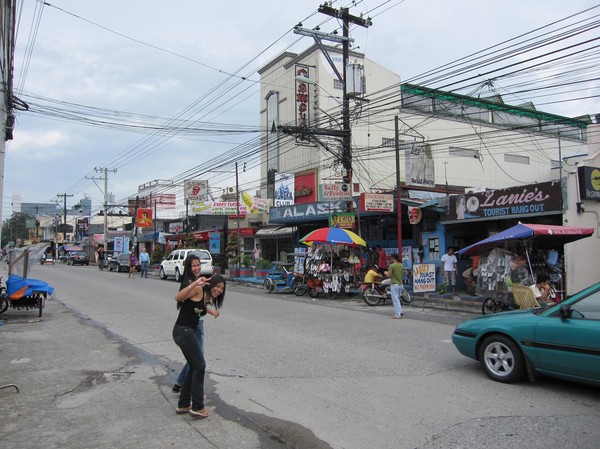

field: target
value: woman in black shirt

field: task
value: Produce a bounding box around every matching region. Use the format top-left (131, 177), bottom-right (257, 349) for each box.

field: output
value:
top-left (172, 255), bottom-right (225, 418)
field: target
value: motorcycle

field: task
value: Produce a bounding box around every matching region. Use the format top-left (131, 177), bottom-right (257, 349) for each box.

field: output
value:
top-left (360, 279), bottom-right (412, 306)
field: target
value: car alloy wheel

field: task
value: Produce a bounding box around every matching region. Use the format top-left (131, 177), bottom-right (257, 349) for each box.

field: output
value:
top-left (175, 268), bottom-right (181, 283)
top-left (478, 335), bottom-right (525, 383)
top-left (159, 267), bottom-right (167, 280)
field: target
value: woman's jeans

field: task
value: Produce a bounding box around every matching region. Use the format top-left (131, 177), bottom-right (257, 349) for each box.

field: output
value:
top-left (173, 323), bottom-right (206, 410)
top-left (176, 319), bottom-right (204, 385)
top-left (390, 284), bottom-right (404, 318)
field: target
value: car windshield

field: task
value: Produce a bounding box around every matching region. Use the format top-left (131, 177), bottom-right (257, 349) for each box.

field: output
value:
top-left (117, 254), bottom-right (130, 262)
top-left (72, 252), bottom-right (86, 256)
top-left (191, 251), bottom-right (211, 260)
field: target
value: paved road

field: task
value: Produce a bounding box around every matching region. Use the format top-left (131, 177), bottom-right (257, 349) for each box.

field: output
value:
top-left (1, 263), bottom-right (599, 449)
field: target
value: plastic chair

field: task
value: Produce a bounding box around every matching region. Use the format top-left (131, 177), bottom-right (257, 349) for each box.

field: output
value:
top-left (511, 285), bottom-right (541, 309)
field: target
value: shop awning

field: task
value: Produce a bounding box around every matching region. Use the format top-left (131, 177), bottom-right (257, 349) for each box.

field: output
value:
top-left (255, 226), bottom-right (296, 238)
top-left (458, 223), bottom-right (595, 256)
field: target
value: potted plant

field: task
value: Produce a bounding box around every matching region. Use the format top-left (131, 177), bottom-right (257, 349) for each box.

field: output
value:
top-left (255, 258), bottom-right (271, 279)
top-left (225, 231), bottom-right (241, 277)
top-left (238, 254), bottom-right (254, 277)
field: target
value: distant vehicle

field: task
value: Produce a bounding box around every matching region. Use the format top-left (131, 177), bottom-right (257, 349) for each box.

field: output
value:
top-left (159, 249), bottom-right (213, 281)
top-left (66, 251), bottom-right (90, 266)
top-left (108, 253), bottom-right (134, 272)
top-left (40, 253), bottom-right (55, 265)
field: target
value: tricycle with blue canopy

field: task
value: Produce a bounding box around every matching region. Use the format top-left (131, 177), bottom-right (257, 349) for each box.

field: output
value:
top-left (262, 260), bottom-right (307, 295)
top-left (0, 275), bottom-right (54, 317)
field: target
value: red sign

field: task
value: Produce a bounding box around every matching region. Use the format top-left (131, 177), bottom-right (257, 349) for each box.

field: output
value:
top-left (137, 208), bottom-right (153, 228)
top-left (295, 171), bottom-right (317, 204)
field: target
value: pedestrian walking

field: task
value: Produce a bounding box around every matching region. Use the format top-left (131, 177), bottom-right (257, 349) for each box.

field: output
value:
top-left (97, 246), bottom-right (105, 271)
top-left (128, 252), bottom-right (137, 278)
top-left (139, 247), bottom-right (150, 278)
top-left (385, 253), bottom-right (405, 320)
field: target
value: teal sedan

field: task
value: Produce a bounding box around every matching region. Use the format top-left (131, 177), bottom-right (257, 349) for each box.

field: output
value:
top-left (452, 282), bottom-right (600, 386)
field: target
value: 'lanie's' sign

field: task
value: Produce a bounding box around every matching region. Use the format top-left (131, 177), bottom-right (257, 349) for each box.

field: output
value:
top-left (445, 181), bottom-right (562, 221)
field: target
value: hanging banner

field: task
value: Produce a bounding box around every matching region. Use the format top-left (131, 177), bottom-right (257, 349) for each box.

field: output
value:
top-left (404, 141), bottom-right (435, 188)
top-left (190, 202), bottom-right (249, 215)
top-left (137, 208), bottom-right (153, 228)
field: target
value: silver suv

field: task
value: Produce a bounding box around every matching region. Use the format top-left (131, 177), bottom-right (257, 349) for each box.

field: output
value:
top-left (159, 249), bottom-right (213, 281)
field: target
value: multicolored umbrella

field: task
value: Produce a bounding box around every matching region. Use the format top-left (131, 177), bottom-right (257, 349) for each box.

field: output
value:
top-left (300, 227), bottom-right (366, 247)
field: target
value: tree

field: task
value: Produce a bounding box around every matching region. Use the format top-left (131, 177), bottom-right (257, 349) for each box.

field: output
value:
top-left (1, 212), bottom-right (31, 247)
top-left (225, 230), bottom-right (242, 267)
top-left (184, 232), bottom-right (196, 248)
top-left (151, 245), bottom-right (165, 265)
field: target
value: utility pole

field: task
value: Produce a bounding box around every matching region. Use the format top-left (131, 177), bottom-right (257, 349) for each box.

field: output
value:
top-left (235, 162), bottom-right (241, 265)
top-left (87, 167), bottom-right (117, 251)
top-left (317, 4), bottom-right (372, 211)
top-left (56, 193), bottom-right (73, 237)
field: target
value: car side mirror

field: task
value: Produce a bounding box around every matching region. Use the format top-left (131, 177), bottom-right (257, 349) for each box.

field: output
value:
top-left (559, 304), bottom-right (572, 318)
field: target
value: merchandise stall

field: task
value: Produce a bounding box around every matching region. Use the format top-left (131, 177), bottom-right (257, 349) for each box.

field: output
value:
top-left (300, 228), bottom-right (366, 297)
top-left (458, 223), bottom-right (594, 313)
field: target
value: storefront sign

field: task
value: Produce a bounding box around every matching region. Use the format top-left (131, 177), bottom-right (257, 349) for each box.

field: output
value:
top-left (578, 166), bottom-right (600, 201)
top-left (295, 65), bottom-right (311, 129)
top-left (319, 183), bottom-right (353, 201)
top-left (184, 179), bottom-right (209, 202)
top-left (404, 142), bottom-right (435, 188)
top-left (210, 232), bottom-right (221, 254)
top-left (329, 212), bottom-right (355, 229)
top-left (445, 181), bottom-right (562, 221)
top-left (274, 173), bottom-right (295, 206)
top-left (168, 222), bottom-right (183, 233)
top-left (137, 208), bottom-right (153, 228)
top-left (412, 263), bottom-right (436, 293)
top-left (190, 201), bottom-right (248, 215)
top-left (408, 207), bottom-right (422, 224)
top-left (360, 193), bottom-right (394, 212)
top-left (295, 171), bottom-right (317, 204)
top-left (269, 201), bottom-right (357, 223)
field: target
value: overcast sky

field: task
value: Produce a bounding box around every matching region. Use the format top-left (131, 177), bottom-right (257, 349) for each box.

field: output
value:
top-left (5, 0), bottom-right (599, 219)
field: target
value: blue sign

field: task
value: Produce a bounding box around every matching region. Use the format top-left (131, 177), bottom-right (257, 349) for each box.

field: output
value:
top-left (209, 232), bottom-right (221, 254)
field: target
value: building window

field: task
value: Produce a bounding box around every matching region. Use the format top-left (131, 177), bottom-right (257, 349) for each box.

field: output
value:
top-left (449, 147), bottom-right (479, 158)
top-left (551, 160), bottom-right (561, 169)
top-left (333, 79), bottom-right (343, 91)
top-left (504, 153), bottom-right (530, 164)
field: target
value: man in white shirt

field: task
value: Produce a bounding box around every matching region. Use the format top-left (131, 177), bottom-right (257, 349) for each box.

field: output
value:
top-left (529, 273), bottom-right (554, 307)
top-left (441, 247), bottom-right (457, 292)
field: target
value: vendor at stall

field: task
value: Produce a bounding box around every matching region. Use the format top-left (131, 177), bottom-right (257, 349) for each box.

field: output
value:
top-left (530, 274), bottom-right (555, 307)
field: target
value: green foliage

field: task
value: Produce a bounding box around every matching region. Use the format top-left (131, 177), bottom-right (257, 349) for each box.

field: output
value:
top-left (183, 232), bottom-right (196, 248)
top-left (151, 245), bottom-right (165, 264)
top-left (1, 212), bottom-right (31, 247)
top-left (437, 284), bottom-right (447, 294)
top-left (256, 258), bottom-right (271, 269)
top-left (225, 231), bottom-right (241, 267)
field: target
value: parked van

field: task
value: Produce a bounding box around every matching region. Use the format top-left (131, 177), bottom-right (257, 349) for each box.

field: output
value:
top-left (159, 249), bottom-right (213, 281)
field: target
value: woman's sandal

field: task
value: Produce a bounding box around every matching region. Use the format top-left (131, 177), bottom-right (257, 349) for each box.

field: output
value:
top-left (189, 408), bottom-right (209, 419)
